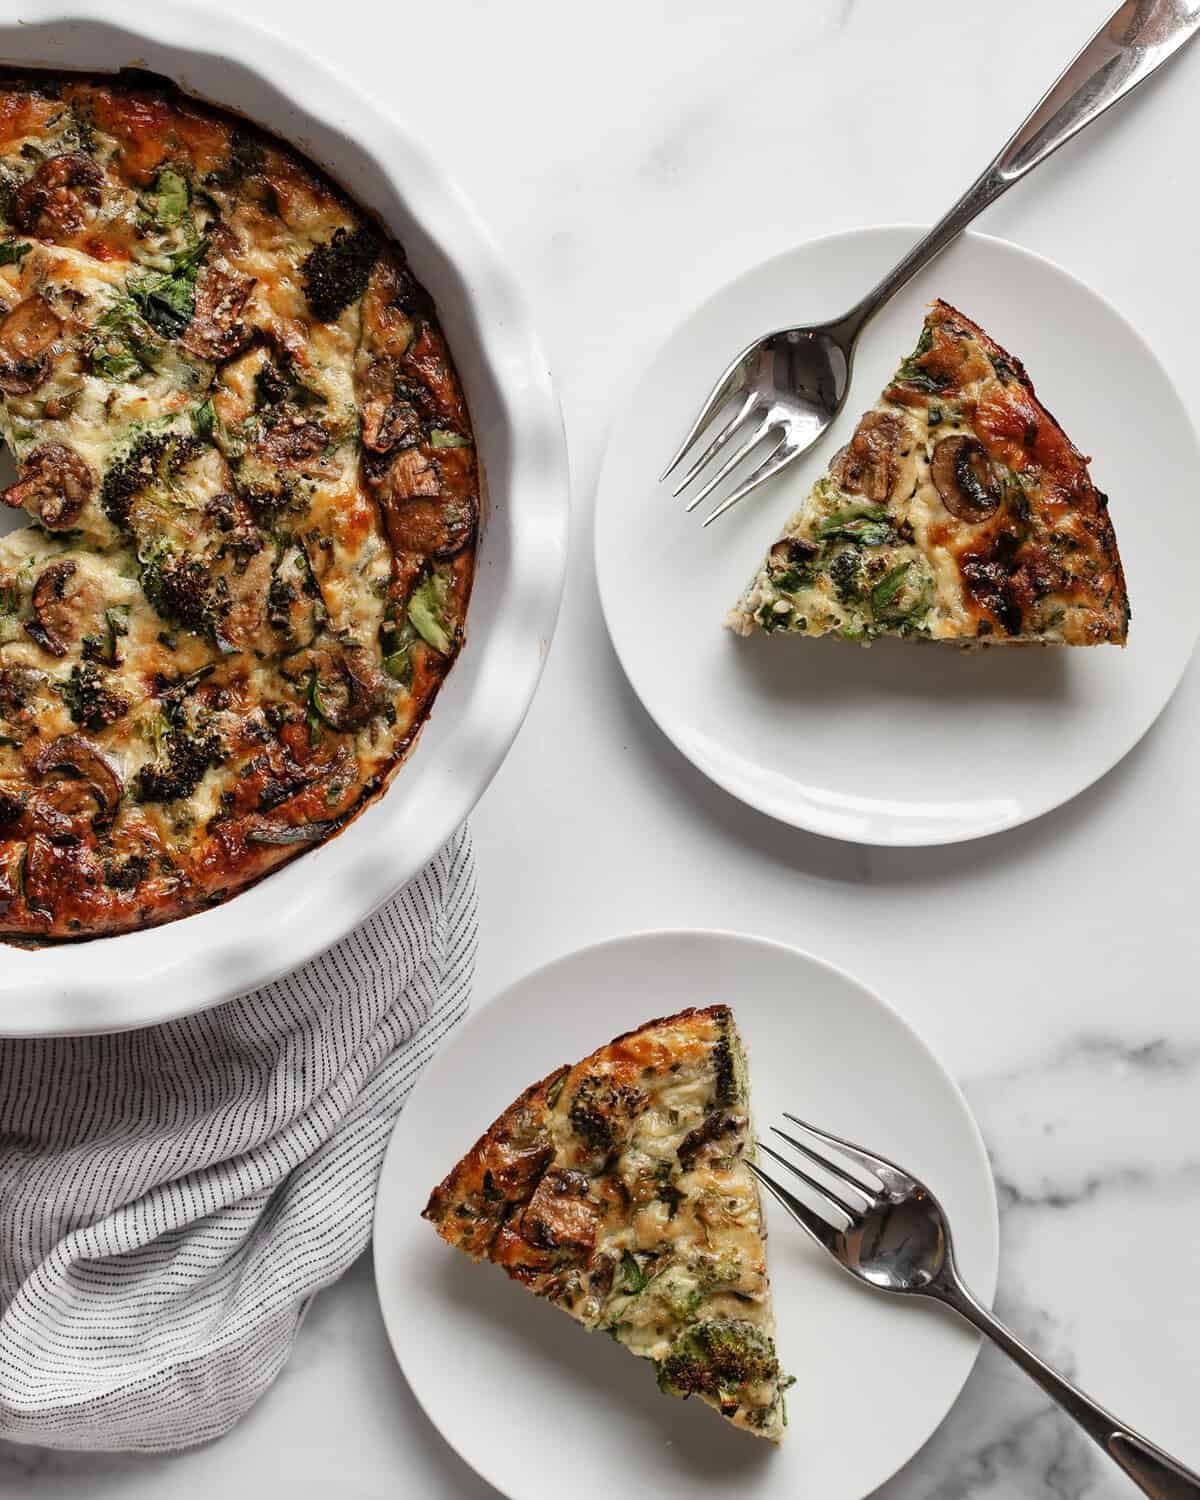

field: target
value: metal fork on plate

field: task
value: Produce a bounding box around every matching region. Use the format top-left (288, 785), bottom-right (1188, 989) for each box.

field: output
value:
top-left (750, 1115), bottom-right (1200, 1498)
top-left (662, 0), bottom-right (1200, 525)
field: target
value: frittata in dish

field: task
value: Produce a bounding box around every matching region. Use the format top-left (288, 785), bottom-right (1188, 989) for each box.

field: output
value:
top-left (0, 70), bottom-right (476, 940)
top-left (423, 1005), bottom-right (790, 1442)
top-left (728, 300), bottom-right (1127, 646)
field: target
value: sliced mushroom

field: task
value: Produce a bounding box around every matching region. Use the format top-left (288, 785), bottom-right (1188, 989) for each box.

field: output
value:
top-left (359, 357), bottom-right (424, 453)
top-left (367, 445), bottom-right (439, 501)
top-left (332, 644), bottom-right (391, 731)
top-left (519, 1167), bottom-right (599, 1255)
top-left (32, 733), bottom-right (124, 824)
top-left (11, 152), bottom-right (104, 239)
top-left (256, 413), bottom-right (327, 467)
top-left (25, 559), bottom-right (78, 658)
top-left (179, 263), bottom-right (256, 360)
top-left (931, 435), bottom-right (1002, 522)
top-left (830, 411), bottom-right (904, 502)
top-left (387, 494), bottom-right (475, 559)
top-left (363, 445), bottom-right (475, 558)
top-left (768, 536), bottom-right (819, 572)
top-left (308, 643), bottom-right (392, 733)
top-left (3, 442), bottom-right (94, 530)
top-left (361, 259), bottom-right (420, 358)
top-left (0, 295), bottom-right (63, 393)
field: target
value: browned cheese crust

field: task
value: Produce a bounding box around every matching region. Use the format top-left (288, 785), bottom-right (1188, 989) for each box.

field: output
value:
top-left (893, 300), bottom-right (1128, 642)
top-left (424, 1005), bottom-right (790, 1441)
top-left (0, 71), bottom-right (477, 940)
top-left (730, 299), bottom-right (1128, 646)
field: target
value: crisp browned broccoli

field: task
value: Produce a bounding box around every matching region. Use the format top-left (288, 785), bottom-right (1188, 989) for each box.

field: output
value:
top-left (133, 707), bottom-right (223, 804)
top-left (656, 1319), bottom-right (779, 1401)
top-left (301, 225), bottom-right (380, 322)
top-left (100, 430), bottom-right (202, 530)
top-left (58, 662), bottom-right (129, 731)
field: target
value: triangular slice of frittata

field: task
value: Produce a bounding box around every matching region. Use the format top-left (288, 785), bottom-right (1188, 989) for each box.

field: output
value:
top-left (727, 300), bottom-right (1129, 646)
top-left (423, 1005), bottom-right (789, 1441)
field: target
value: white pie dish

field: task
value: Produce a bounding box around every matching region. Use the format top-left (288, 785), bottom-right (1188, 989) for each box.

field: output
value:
top-left (0, 1), bottom-right (569, 1035)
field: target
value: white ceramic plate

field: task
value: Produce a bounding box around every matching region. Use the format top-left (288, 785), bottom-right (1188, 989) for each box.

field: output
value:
top-left (0, 3), bottom-right (568, 1035)
top-left (374, 930), bottom-right (999, 1500)
top-left (595, 228), bottom-right (1200, 845)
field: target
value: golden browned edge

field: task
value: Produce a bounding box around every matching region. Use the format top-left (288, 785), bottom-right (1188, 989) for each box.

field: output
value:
top-left (922, 298), bottom-right (1129, 644)
top-left (0, 69), bottom-right (478, 941)
top-left (422, 1003), bottom-right (728, 1240)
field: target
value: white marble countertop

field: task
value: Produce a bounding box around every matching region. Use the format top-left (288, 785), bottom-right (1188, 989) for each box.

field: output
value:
top-left (3, 0), bottom-right (1200, 1495)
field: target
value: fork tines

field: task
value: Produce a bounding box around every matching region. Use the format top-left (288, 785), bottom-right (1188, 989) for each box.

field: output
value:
top-left (749, 1112), bottom-right (896, 1247)
top-left (659, 346), bottom-right (802, 526)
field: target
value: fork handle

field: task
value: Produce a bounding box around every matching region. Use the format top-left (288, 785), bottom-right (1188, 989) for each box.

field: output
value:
top-left (937, 1279), bottom-right (1200, 1498)
top-left (836, 0), bottom-right (1200, 341)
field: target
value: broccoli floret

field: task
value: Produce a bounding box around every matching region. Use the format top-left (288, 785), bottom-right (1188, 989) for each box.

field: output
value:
top-left (133, 711), bottom-right (223, 803)
top-left (656, 1319), bottom-right (780, 1402)
top-left (57, 662), bottom-right (130, 732)
top-left (101, 431), bottom-right (203, 530)
top-left (754, 601), bottom-right (792, 634)
top-left (205, 128), bottom-right (266, 191)
top-left (828, 546), bottom-right (865, 604)
top-left (567, 1077), bottom-right (616, 1155)
top-left (566, 1075), bottom-right (647, 1161)
top-left (301, 225), bottom-right (380, 322)
top-left (138, 542), bottom-right (229, 642)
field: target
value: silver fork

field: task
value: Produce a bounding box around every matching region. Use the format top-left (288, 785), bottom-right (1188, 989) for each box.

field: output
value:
top-left (662, 0), bottom-right (1200, 525)
top-left (750, 1115), bottom-right (1200, 1499)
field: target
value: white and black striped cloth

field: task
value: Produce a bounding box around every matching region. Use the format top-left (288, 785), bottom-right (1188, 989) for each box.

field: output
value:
top-left (0, 827), bottom-right (476, 1452)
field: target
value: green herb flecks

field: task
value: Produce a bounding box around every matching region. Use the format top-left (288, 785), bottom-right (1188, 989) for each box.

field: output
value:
top-left (81, 606), bottom-right (129, 668)
top-left (379, 615), bottom-right (417, 687)
top-left (407, 570), bottom-right (454, 655)
top-left (92, 295), bottom-right (164, 381)
top-left (142, 166), bottom-right (190, 229)
top-left (616, 1251), bottom-right (648, 1295)
top-left (870, 562), bottom-right (912, 615)
top-left (815, 504), bottom-right (892, 546)
top-left (193, 397), bottom-right (215, 442)
top-left (128, 239), bottom-right (206, 341)
top-left (305, 668), bottom-right (335, 744)
top-left (544, 1068), bottom-right (569, 1109)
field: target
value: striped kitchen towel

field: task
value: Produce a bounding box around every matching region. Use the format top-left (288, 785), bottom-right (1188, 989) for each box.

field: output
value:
top-left (0, 826), bottom-right (476, 1453)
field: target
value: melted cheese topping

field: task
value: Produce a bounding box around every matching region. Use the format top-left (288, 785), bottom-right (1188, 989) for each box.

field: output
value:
top-left (0, 76), bottom-right (478, 939)
top-left (729, 301), bottom-right (1128, 648)
top-left (424, 1007), bottom-right (789, 1443)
